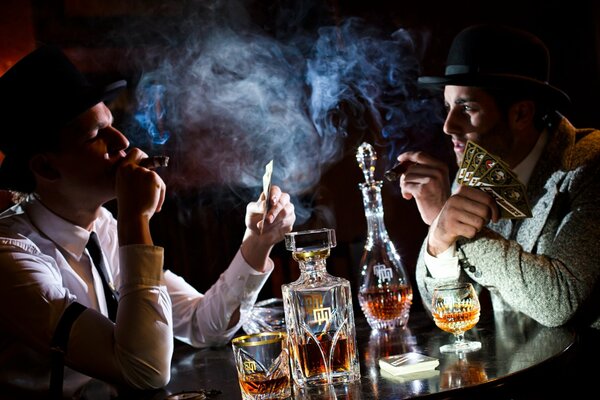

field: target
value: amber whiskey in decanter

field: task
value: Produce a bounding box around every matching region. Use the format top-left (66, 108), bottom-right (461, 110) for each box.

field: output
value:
top-left (281, 228), bottom-right (361, 388)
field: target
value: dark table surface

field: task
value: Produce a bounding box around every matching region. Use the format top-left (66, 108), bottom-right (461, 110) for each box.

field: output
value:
top-left (133, 307), bottom-right (575, 400)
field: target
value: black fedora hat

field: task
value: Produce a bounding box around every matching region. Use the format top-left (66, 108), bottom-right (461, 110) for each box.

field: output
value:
top-left (0, 45), bottom-right (126, 192)
top-left (0, 45), bottom-right (127, 192)
top-left (418, 24), bottom-right (570, 110)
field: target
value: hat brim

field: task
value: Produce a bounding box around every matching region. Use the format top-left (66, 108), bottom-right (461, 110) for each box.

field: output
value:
top-left (418, 73), bottom-right (570, 110)
top-left (73, 79), bottom-right (128, 123)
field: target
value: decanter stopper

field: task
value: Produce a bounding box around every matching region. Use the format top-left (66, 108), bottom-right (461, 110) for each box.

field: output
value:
top-left (356, 142), bottom-right (377, 184)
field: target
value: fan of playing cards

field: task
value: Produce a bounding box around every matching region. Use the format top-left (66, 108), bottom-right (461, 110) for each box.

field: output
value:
top-left (456, 141), bottom-right (532, 219)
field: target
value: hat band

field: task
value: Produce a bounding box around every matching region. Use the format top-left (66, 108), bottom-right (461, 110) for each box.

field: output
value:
top-left (444, 64), bottom-right (550, 85)
top-left (445, 65), bottom-right (478, 75)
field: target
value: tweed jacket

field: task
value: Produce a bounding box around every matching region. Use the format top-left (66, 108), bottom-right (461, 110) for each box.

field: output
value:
top-left (416, 117), bottom-right (600, 329)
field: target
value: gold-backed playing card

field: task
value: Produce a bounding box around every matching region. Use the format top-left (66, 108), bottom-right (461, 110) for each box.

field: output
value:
top-left (479, 184), bottom-right (532, 219)
top-left (457, 141), bottom-right (478, 184)
top-left (476, 161), bottom-right (519, 187)
top-left (457, 140), bottom-right (532, 219)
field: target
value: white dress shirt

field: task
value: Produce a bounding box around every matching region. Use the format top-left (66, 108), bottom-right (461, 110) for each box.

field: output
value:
top-left (0, 195), bottom-right (272, 394)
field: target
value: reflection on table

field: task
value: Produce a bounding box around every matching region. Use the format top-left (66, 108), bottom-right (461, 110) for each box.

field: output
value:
top-left (73, 308), bottom-right (575, 400)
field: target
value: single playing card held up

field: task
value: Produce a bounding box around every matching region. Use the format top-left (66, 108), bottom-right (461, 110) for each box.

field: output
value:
top-left (261, 160), bottom-right (273, 233)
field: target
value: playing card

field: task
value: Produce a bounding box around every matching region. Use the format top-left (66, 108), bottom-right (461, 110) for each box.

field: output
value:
top-left (456, 141), bottom-right (532, 219)
top-left (457, 141), bottom-right (478, 184)
top-left (468, 151), bottom-right (499, 186)
top-left (476, 161), bottom-right (519, 187)
top-left (463, 141), bottom-right (496, 186)
top-left (478, 184), bottom-right (532, 219)
top-left (261, 160), bottom-right (273, 233)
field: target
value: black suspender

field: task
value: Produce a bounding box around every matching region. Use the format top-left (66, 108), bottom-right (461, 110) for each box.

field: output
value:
top-left (49, 302), bottom-right (87, 399)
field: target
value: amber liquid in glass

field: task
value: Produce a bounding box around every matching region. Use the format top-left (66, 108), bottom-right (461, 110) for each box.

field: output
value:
top-left (239, 373), bottom-right (290, 396)
top-left (358, 284), bottom-right (412, 322)
top-left (432, 304), bottom-right (480, 335)
top-left (294, 333), bottom-right (351, 378)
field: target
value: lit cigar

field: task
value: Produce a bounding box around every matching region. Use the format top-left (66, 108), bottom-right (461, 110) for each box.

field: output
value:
top-left (384, 161), bottom-right (415, 181)
top-left (139, 156), bottom-right (170, 169)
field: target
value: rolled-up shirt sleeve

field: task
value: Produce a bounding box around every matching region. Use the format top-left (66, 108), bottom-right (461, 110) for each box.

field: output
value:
top-left (167, 248), bottom-right (273, 348)
top-left (113, 245), bottom-right (173, 388)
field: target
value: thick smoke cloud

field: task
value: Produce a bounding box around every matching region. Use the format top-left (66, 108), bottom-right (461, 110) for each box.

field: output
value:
top-left (118, 0), bottom-right (444, 224)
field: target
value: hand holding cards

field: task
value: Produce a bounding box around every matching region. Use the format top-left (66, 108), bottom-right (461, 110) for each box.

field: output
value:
top-left (261, 160), bottom-right (274, 233)
top-left (457, 141), bottom-right (532, 219)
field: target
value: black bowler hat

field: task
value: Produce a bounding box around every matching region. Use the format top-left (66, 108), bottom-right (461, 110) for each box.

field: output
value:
top-left (418, 24), bottom-right (570, 110)
top-left (0, 45), bottom-right (127, 192)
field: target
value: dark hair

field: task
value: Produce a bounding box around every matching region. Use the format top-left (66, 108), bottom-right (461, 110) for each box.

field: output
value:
top-left (7, 126), bottom-right (63, 195)
top-left (483, 86), bottom-right (560, 131)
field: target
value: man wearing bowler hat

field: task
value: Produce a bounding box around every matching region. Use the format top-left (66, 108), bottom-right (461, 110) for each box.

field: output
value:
top-left (0, 45), bottom-right (295, 397)
top-left (396, 24), bottom-right (600, 333)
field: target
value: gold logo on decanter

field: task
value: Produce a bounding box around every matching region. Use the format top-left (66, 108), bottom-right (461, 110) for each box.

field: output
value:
top-left (243, 360), bottom-right (257, 373)
top-left (303, 294), bottom-right (322, 313)
top-left (374, 264), bottom-right (393, 281)
top-left (313, 307), bottom-right (331, 324)
top-left (302, 294), bottom-right (331, 325)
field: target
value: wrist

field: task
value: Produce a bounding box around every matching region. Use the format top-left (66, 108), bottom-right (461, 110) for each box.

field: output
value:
top-left (118, 215), bottom-right (153, 245)
top-left (427, 233), bottom-right (452, 257)
top-left (240, 234), bottom-right (274, 272)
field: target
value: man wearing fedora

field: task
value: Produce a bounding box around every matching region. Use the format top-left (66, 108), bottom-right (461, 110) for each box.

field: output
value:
top-left (0, 45), bottom-right (295, 397)
top-left (396, 22), bottom-right (600, 382)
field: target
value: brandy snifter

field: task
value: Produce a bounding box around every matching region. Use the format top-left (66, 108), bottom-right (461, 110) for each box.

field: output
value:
top-left (431, 282), bottom-right (481, 353)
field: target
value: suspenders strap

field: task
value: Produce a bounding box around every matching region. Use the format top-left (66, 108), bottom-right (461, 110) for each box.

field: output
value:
top-left (49, 302), bottom-right (87, 399)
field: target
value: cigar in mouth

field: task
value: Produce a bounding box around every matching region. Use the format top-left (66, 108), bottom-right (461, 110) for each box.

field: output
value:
top-left (139, 156), bottom-right (170, 169)
top-left (384, 161), bottom-right (415, 181)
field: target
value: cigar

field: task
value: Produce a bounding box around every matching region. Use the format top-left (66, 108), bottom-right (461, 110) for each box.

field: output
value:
top-left (384, 161), bottom-right (415, 181)
top-left (139, 156), bottom-right (170, 169)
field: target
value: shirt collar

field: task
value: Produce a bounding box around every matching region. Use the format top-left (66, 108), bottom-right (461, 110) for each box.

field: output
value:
top-left (23, 196), bottom-right (91, 260)
top-left (513, 129), bottom-right (548, 186)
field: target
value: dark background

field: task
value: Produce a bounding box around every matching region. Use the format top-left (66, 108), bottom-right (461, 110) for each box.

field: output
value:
top-left (1, 0), bottom-right (599, 313)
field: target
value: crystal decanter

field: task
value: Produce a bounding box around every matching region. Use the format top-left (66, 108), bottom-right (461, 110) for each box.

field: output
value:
top-left (281, 228), bottom-right (360, 388)
top-left (356, 142), bottom-right (413, 330)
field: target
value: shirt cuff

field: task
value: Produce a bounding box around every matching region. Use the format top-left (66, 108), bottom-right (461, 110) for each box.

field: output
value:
top-left (424, 242), bottom-right (460, 280)
top-left (119, 245), bottom-right (164, 287)
top-left (222, 249), bottom-right (273, 306)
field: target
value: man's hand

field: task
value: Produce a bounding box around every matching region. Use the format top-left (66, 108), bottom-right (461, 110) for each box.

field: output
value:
top-left (427, 185), bottom-right (499, 256)
top-left (241, 185), bottom-right (295, 272)
top-left (397, 151), bottom-right (451, 225)
top-left (115, 148), bottom-right (166, 245)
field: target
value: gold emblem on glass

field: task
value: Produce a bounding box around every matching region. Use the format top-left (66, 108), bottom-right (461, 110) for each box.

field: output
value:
top-left (231, 332), bottom-right (291, 399)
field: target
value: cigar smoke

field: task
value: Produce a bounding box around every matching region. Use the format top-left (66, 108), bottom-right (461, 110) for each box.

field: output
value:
top-left (113, 0), bottom-right (445, 223)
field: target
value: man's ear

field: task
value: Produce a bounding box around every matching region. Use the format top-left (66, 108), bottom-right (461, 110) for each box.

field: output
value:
top-left (509, 100), bottom-right (535, 129)
top-left (29, 154), bottom-right (60, 181)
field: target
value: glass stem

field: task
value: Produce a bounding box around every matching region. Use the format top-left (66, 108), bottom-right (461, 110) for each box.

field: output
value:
top-left (455, 332), bottom-right (465, 344)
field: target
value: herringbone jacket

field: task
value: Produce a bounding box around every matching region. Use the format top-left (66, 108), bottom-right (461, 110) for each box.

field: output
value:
top-left (417, 117), bottom-right (600, 329)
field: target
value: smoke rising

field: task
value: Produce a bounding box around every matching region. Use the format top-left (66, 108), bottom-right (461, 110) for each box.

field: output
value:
top-left (118, 0), bottom-right (444, 224)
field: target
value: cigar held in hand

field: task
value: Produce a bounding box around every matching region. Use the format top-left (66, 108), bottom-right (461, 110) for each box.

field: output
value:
top-left (139, 156), bottom-right (170, 169)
